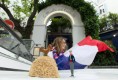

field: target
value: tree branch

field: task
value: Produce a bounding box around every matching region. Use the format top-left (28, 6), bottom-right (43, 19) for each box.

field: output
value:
top-left (0, 3), bottom-right (23, 34)
top-left (1, 0), bottom-right (4, 4)
top-left (0, 3), bottom-right (14, 20)
top-left (27, 0), bottom-right (38, 26)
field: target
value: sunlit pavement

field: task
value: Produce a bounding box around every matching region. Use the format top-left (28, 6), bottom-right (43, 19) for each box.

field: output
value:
top-left (0, 69), bottom-right (118, 80)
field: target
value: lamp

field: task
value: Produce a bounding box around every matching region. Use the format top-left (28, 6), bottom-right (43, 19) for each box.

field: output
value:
top-left (33, 44), bottom-right (40, 58)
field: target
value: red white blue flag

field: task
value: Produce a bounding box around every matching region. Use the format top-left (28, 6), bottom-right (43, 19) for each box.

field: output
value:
top-left (64, 36), bottom-right (114, 65)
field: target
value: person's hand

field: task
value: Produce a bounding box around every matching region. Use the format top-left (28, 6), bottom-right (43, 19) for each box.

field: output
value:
top-left (39, 44), bottom-right (53, 54)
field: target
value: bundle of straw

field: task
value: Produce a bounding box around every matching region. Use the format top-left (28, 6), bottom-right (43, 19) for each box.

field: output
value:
top-left (29, 56), bottom-right (59, 78)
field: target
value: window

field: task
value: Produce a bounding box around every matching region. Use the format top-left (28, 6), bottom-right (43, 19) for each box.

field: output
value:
top-left (100, 9), bottom-right (102, 14)
top-left (103, 9), bottom-right (105, 13)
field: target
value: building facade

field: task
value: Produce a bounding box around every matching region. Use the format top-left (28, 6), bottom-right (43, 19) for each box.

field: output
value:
top-left (85, 0), bottom-right (118, 17)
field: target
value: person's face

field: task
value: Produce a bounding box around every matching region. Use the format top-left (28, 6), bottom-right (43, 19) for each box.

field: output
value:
top-left (60, 39), bottom-right (67, 50)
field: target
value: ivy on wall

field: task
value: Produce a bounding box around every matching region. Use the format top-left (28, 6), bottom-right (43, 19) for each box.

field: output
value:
top-left (38, 0), bottom-right (99, 39)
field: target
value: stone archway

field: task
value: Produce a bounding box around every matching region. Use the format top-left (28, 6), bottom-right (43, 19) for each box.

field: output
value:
top-left (32, 4), bottom-right (85, 48)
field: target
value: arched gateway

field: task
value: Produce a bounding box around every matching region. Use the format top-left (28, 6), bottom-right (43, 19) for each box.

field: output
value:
top-left (32, 4), bottom-right (85, 49)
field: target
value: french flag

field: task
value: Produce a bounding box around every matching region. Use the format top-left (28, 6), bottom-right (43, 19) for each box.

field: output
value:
top-left (64, 36), bottom-right (114, 65)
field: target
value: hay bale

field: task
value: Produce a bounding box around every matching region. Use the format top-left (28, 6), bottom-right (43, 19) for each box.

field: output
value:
top-left (29, 56), bottom-right (59, 78)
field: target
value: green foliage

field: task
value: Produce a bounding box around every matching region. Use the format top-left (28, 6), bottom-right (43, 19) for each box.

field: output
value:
top-left (92, 51), bottom-right (117, 66)
top-left (92, 40), bottom-right (117, 66)
top-left (38, 0), bottom-right (99, 39)
top-left (38, 0), bottom-right (118, 66)
top-left (95, 13), bottom-right (118, 66)
top-left (99, 16), bottom-right (107, 29)
top-left (1, 0), bottom-right (10, 4)
top-left (12, 0), bottom-right (33, 21)
top-left (99, 13), bottom-right (118, 32)
top-left (47, 17), bottom-right (71, 33)
top-left (108, 13), bottom-right (118, 25)
top-left (0, 0), bottom-right (39, 38)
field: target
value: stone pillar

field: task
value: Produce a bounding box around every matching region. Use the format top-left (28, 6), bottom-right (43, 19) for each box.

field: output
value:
top-left (72, 25), bottom-right (85, 45)
top-left (32, 25), bottom-right (47, 56)
top-left (32, 25), bottom-right (46, 46)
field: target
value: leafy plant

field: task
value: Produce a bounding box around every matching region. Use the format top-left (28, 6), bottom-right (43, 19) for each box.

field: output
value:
top-left (47, 17), bottom-right (71, 33)
top-left (92, 40), bottom-right (117, 66)
top-left (99, 13), bottom-right (118, 32)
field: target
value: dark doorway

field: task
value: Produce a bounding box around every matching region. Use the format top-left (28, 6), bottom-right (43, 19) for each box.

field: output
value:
top-left (46, 16), bottom-right (72, 49)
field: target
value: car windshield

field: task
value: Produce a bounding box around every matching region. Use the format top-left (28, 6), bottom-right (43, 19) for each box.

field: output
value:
top-left (0, 17), bottom-right (34, 61)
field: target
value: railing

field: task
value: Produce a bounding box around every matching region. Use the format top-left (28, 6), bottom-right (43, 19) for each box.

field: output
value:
top-left (22, 39), bottom-right (35, 53)
top-left (22, 39), bottom-right (42, 58)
